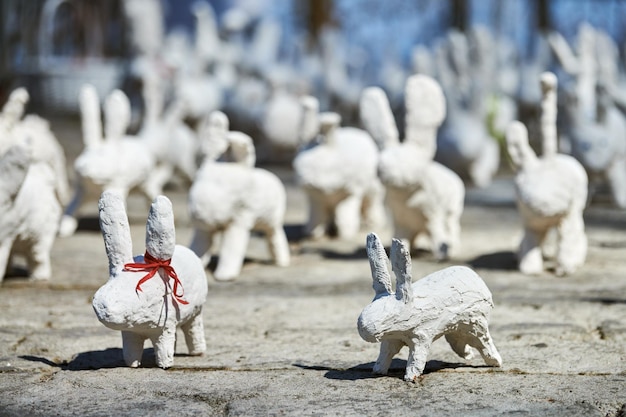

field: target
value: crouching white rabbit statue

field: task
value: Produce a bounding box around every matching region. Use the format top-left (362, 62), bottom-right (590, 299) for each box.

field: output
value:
top-left (93, 191), bottom-right (208, 368)
top-left (357, 233), bottom-right (502, 382)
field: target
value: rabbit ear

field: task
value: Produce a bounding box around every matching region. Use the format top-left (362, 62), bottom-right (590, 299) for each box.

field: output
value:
top-left (79, 84), bottom-right (103, 148)
top-left (104, 89), bottom-right (131, 139)
top-left (227, 131), bottom-right (256, 167)
top-left (359, 86), bottom-right (399, 150)
top-left (390, 238), bottom-right (413, 303)
top-left (2, 87), bottom-right (29, 127)
top-left (99, 190), bottom-right (133, 277)
top-left (539, 71), bottom-right (558, 157)
top-left (365, 233), bottom-right (393, 297)
top-left (299, 95), bottom-right (320, 144)
top-left (404, 74), bottom-right (446, 159)
top-left (145, 195), bottom-right (176, 261)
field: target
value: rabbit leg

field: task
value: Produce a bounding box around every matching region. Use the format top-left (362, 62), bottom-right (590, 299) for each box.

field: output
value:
top-left (151, 326), bottom-right (177, 368)
top-left (25, 233), bottom-right (55, 280)
top-left (181, 313), bottom-right (206, 356)
top-left (141, 163), bottom-right (174, 200)
top-left (518, 227), bottom-right (547, 274)
top-left (426, 212), bottom-right (450, 261)
top-left (469, 139), bottom-right (499, 188)
top-left (555, 207), bottom-right (587, 276)
top-left (214, 220), bottom-right (251, 281)
top-left (465, 317), bottom-right (503, 368)
top-left (0, 239), bottom-right (13, 283)
top-left (606, 157), bottom-right (626, 209)
top-left (405, 336), bottom-right (432, 382)
top-left (189, 228), bottom-right (213, 266)
top-left (266, 225), bottom-right (290, 267)
top-left (122, 331), bottom-right (146, 367)
top-left (372, 339), bottom-right (404, 375)
top-left (58, 182), bottom-right (85, 237)
top-left (334, 194), bottom-right (361, 239)
top-left (361, 181), bottom-right (387, 230)
top-left (305, 192), bottom-right (329, 239)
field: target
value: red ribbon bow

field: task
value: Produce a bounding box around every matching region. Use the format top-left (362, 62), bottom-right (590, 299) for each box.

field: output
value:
top-left (124, 252), bottom-right (189, 305)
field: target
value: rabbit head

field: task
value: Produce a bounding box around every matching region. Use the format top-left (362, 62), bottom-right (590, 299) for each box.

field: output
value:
top-left (357, 233), bottom-right (413, 343)
top-left (506, 121), bottom-right (537, 170)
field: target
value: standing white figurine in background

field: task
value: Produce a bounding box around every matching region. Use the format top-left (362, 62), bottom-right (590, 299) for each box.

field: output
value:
top-left (189, 111), bottom-right (290, 281)
top-left (93, 191), bottom-right (208, 368)
top-left (59, 84), bottom-right (155, 237)
top-left (360, 75), bottom-right (464, 260)
top-left (293, 96), bottom-right (386, 240)
top-left (357, 233), bottom-right (502, 382)
top-left (506, 72), bottom-right (588, 275)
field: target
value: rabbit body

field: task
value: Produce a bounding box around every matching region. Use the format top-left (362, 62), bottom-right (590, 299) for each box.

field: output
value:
top-left (93, 191), bottom-right (208, 368)
top-left (294, 105), bottom-right (386, 240)
top-left (507, 73), bottom-right (588, 275)
top-left (189, 162), bottom-right (289, 281)
top-left (357, 233), bottom-right (502, 382)
top-left (360, 76), bottom-right (465, 259)
top-left (0, 146), bottom-right (61, 282)
top-left (189, 111), bottom-right (289, 281)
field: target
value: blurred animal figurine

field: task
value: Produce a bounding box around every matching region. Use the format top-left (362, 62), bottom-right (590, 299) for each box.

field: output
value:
top-left (357, 233), bottom-right (502, 382)
top-left (0, 145), bottom-right (61, 282)
top-left (506, 72), bottom-right (588, 275)
top-left (93, 191), bottom-right (208, 368)
top-left (189, 111), bottom-right (290, 281)
top-left (360, 75), bottom-right (464, 260)
top-left (59, 85), bottom-right (155, 237)
top-left (293, 96), bottom-right (385, 240)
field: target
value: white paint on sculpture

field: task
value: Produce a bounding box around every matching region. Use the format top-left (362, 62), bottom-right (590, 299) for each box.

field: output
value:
top-left (93, 191), bottom-right (208, 368)
top-left (360, 75), bottom-right (464, 260)
top-left (189, 111), bottom-right (290, 281)
top-left (507, 72), bottom-right (588, 276)
top-left (293, 96), bottom-right (386, 239)
top-left (59, 85), bottom-right (155, 237)
top-left (357, 233), bottom-right (502, 382)
top-left (0, 88), bottom-right (69, 281)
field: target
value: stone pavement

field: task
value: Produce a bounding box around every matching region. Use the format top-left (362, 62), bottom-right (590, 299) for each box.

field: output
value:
top-left (0, 119), bottom-right (625, 415)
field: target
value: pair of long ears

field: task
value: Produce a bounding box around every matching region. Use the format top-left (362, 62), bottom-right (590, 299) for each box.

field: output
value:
top-left (98, 191), bottom-right (176, 278)
top-left (79, 85), bottom-right (131, 149)
top-left (366, 233), bottom-right (413, 303)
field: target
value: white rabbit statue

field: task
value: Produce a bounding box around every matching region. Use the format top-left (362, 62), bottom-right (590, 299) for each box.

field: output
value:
top-left (506, 72), bottom-right (588, 275)
top-left (59, 85), bottom-right (155, 237)
top-left (293, 96), bottom-right (386, 240)
top-left (0, 144), bottom-right (62, 282)
top-left (93, 191), bottom-right (208, 368)
top-left (360, 75), bottom-right (464, 260)
top-left (357, 233), bottom-right (502, 382)
top-left (189, 111), bottom-right (290, 281)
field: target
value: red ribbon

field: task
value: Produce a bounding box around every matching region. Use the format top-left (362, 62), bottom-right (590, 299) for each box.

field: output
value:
top-left (124, 252), bottom-right (189, 305)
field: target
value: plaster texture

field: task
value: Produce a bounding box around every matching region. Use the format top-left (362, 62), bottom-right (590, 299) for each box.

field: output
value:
top-left (360, 75), bottom-right (464, 260)
top-left (507, 72), bottom-right (588, 275)
top-left (189, 112), bottom-right (290, 281)
top-left (358, 233), bottom-right (501, 382)
top-left (0, 88), bottom-right (68, 281)
top-left (293, 97), bottom-right (385, 240)
top-left (0, 117), bottom-right (625, 417)
top-left (59, 85), bottom-right (155, 237)
top-left (93, 191), bottom-right (208, 368)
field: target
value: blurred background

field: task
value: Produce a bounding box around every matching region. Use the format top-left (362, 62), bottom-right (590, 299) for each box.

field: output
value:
top-left (1, 0), bottom-right (625, 163)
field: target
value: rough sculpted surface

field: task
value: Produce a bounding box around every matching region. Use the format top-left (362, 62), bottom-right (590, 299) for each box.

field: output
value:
top-left (92, 191), bottom-right (208, 368)
top-left (357, 233), bottom-right (502, 382)
top-left (0, 88), bottom-right (67, 281)
top-left (189, 111), bottom-right (290, 281)
top-left (360, 75), bottom-right (464, 260)
top-left (506, 72), bottom-right (588, 275)
top-left (59, 84), bottom-right (155, 237)
top-left (293, 97), bottom-right (385, 239)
